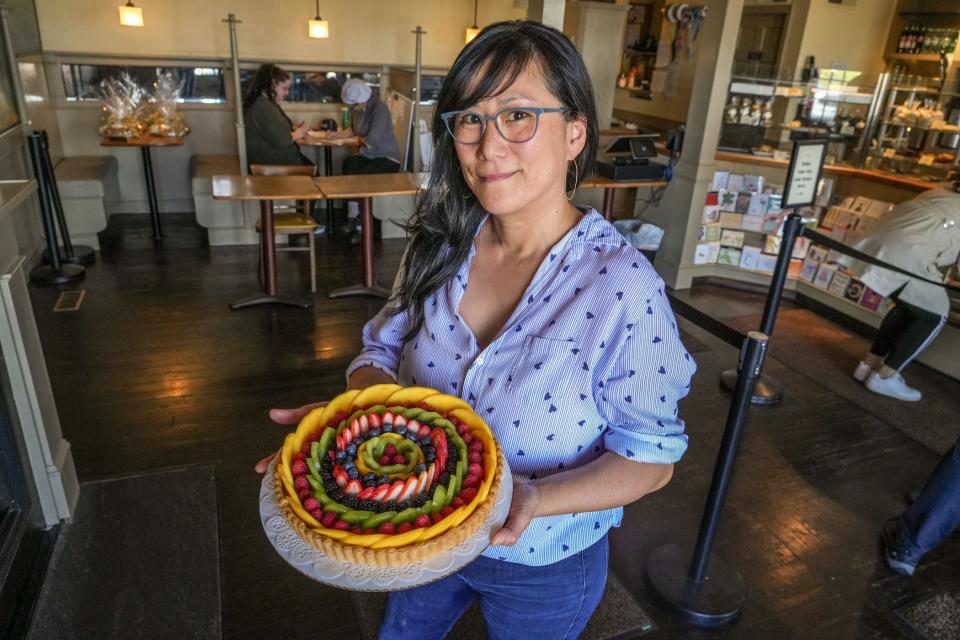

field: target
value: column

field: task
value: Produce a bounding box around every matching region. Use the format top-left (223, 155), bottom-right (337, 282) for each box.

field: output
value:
top-left (574, 2), bottom-right (629, 130)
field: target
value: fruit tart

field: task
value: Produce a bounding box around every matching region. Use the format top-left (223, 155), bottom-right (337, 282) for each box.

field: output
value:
top-left (275, 384), bottom-right (504, 566)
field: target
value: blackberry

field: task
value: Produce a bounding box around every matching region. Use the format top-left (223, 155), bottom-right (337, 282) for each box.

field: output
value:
top-left (411, 494), bottom-right (427, 508)
top-left (425, 451), bottom-right (436, 463)
top-left (396, 500), bottom-right (410, 511)
top-left (342, 496), bottom-right (360, 510)
top-left (448, 446), bottom-right (459, 463)
top-left (436, 471), bottom-right (451, 487)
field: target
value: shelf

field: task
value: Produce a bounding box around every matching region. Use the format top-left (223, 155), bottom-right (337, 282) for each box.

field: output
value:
top-left (886, 52), bottom-right (954, 62)
top-left (881, 120), bottom-right (960, 133)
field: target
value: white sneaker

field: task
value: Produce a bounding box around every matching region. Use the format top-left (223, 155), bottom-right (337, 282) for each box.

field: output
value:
top-left (865, 371), bottom-right (922, 402)
top-left (852, 361), bottom-right (874, 382)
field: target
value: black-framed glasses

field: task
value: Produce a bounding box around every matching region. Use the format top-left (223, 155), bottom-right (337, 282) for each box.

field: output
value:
top-left (440, 107), bottom-right (567, 144)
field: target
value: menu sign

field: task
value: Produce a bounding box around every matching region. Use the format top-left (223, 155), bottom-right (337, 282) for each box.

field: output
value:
top-left (782, 140), bottom-right (827, 209)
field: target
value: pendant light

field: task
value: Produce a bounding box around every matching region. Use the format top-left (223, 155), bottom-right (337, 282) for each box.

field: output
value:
top-left (118, 1), bottom-right (144, 27)
top-left (465, 0), bottom-right (480, 44)
top-left (308, 0), bottom-right (329, 39)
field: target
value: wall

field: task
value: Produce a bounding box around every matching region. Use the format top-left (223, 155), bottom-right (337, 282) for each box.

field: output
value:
top-left (795, 0), bottom-right (895, 80)
top-left (34, 0), bottom-right (526, 67)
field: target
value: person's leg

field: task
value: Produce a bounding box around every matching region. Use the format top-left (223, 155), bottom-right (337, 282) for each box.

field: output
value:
top-left (466, 536), bottom-right (609, 640)
top-left (885, 437), bottom-right (960, 575)
top-left (343, 155), bottom-right (371, 175)
top-left (354, 158), bottom-right (401, 175)
top-left (379, 570), bottom-right (476, 640)
top-left (868, 303), bottom-right (913, 362)
top-left (883, 302), bottom-right (947, 373)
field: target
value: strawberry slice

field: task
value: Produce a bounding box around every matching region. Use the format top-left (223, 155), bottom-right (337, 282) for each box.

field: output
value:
top-left (407, 419), bottom-right (421, 436)
top-left (394, 415), bottom-right (408, 430)
top-left (385, 480), bottom-right (405, 502)
top-left (341, 428), bottom-right (353, 445)
top-left (430, 428), bottom-right (448, 473)
top-left (371, 484), bottom-right (391, 502)
top-left (382, 411), bottom-right (395, 428)
top-left (359, 414), bottom-right (370, 434)
top-left (399, 476), bottom-right (419, 502)
top-left (415, 470), bottom-right (428, 496)
top-left (344, 479), bottom-right (362, 496)
top-left (350, 418), bottom-right (361, 439)
top-left (333, 466), bottom-right (348, 489)
top-left (368, 413), bottom-right (382, 429)
top-left (426, 462), bottom-right (436, 489)
top-left (357, 486), bottom-right (377, 501)
top-left (335, 434), bottom-right (344, 451)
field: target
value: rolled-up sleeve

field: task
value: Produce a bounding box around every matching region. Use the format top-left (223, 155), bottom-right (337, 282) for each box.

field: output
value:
top-left (598, 289), bottom-right (696, 464)
top-left (345, 302), bottom-right (410, 385)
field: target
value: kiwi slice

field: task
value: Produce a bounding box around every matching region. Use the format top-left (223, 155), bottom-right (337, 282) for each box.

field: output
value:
top-left (360, 511), bottom-right (396, 530)
top-left (389, 507), bottom-right (419, 525)
top-left (340, 510), bottom-right (376, 524)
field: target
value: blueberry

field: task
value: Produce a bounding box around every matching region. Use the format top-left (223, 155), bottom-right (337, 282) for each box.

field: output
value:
top-left (347, 467), bottom-right (359, 479)
top-left (369, 427), bottom-right (382, 437)
top-left (335, 451), bottom-right (347, 462)
top-left (418, 436), bottom-right (432, 447)
top-left (382, 422), bottom-right (393, 432)
top-left (425, 451), bottom-right (436, 463)
top-left (346, 444), bottom-right (358, 457)
top-left (405, 431), bottom-right (418, 442)
top-left (378, 475), bottom-right (391, 486)
top-left (364, 472), bottom-right (377, 482)
top-left (394, 425), bottom-right (407, 436)
top-left (415, 463), bottom-right (427, 474)
top-left (343, 459), bottom-right (355, 469)
top-left (364, 478), bottom-right (377, 488)
top-left (423, 445), bottom-right (435, 455)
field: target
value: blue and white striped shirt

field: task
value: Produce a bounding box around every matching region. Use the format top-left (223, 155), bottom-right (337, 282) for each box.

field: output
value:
top-left (347, 209), bottom-right (695, 565)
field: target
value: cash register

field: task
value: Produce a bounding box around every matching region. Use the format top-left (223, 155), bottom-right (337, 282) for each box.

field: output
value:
top-left (595, 134), bottom-right (667, 181)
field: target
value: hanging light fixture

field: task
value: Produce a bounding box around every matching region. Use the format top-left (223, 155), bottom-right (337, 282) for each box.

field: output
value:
top-left (118, 1), bottom-right (144, 27)
top-left (465, 0), bottom-right (480, 44)
top-left (308, 0), bottom-right (329, 39)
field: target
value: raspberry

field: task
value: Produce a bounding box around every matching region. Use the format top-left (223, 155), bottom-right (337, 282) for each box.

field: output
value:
top-left (468, 463), bottom-right (484, 477)
top-left (468, 451), bottom-right (482, 464)
top-left (430, 513), bottom-right (443, 525)
top-left (457, 423), bottom-right (470, 435)
top-left (300, 443), bottom-right (312, 456)
top-left (460, 487), bottom-right (479, 503)
top-left (378, 522), bottom-right (396, 535)
top-left (379, 455), bottom-right (392, 466)
top-left (291, 460), bottom-right (309, 476)
top-left (440, 506), bottom-right (454, 517)
top-left (384, 444), bottom-right (398, 456)
top-left (391, 454), bottom-right (406, 465)
top-left (414, 514), bottom-right (431, 528)
top-left (302, 497), bottom-right (320, 511)
top-left (333, 519), bottom-right (351, 531)
top-left (297, 488), bottom-right (311, 501)
top-left (451, 497), bottom-right (466, 508)
top-left (309, 508), bottom-right (323, 520)
top-left (462, 433), bottom-right (474, 446)
top-left (294, 475), bottom-right (310, 490)
top-left (469, 439), bottom-right (484, 452)
top-left (397, 522), bottom-right (413, 533)
top-left (294, 452), bottom-right (305, 462)
top-left (363, 528), bottom-right (376, 535)
top-left (462, 475), bottom-right (480, 488)
top-left (321, 511), bottom-right (338, 528)
top-left (351, 525), bottom-right (362, 534)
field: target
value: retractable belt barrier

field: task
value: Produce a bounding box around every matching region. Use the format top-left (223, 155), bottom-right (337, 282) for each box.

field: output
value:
top-left (800, 226), bottom-right (960, 294)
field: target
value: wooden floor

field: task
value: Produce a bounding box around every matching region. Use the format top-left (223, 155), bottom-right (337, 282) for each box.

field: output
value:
top-left (27, 214), bottom-right (960, 639)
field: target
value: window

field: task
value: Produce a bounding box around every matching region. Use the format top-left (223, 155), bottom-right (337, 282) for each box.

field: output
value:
top-left (61, 64), bottom-right (227, 103)
top-left (238, 69), bottom-right (381, 104)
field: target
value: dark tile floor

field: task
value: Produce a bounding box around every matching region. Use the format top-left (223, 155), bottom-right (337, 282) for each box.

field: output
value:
top-left (26, 215), bottom-right (960, 639)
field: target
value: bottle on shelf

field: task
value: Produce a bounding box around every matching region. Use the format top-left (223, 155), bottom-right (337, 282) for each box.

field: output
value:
top-left (801, 56), bottom-right (818, 83)
top-left (916, 26), bottom-right (926, 54)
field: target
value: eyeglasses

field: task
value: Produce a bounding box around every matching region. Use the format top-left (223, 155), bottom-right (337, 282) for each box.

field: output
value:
top-left (440, 107), bottom-right (567, 144)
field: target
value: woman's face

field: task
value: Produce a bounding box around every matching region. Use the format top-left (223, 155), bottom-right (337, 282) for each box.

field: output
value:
top-left (453, 65), bottom-right (586, 220)
top-left (273, 78), bottom-right (292, 102)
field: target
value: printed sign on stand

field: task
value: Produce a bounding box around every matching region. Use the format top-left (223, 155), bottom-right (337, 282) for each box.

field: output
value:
top-left (783, 140), bottom-right (828, 209)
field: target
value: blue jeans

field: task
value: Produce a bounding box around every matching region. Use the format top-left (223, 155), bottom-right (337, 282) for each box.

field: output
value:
top-left (896, 436), bottom-right (960, 556)
top-left (379, 535), bottom-right (609, 640)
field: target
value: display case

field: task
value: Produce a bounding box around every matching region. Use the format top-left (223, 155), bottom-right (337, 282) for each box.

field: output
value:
top-left (869, 84), bottom-right (960, 181)
top-left (719, 71), bottom-right (878, 165)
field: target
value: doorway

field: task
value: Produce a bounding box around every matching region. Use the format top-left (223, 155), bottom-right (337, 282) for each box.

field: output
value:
top-left (735, 9), bottom-right (787, 79)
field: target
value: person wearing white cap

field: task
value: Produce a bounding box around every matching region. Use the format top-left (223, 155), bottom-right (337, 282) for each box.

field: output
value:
top-left (338, 78), bottom-right (402, 175)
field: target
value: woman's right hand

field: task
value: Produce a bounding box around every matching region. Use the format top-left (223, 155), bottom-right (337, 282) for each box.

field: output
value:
top-left (254, 402), bottom-right (328, 473)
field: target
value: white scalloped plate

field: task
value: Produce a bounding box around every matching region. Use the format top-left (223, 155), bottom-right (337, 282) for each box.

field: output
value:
top-left (259, 456), bottom-right (513, 591)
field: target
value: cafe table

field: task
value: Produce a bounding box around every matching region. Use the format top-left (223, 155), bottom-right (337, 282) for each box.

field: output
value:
top-left (101, 133), bottom-right (186, 242)
top-left (300, 132), bottom-right (363, 230)
top-left (212, 175), bottom-right (324, 310)
top-left (314, 172), bottom-right (423, 299)
top-left (580, 174), bottom-right (669, 220)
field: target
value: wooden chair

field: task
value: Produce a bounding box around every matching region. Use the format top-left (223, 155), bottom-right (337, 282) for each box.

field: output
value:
top-left (249, 163), bottom-right (318, 293)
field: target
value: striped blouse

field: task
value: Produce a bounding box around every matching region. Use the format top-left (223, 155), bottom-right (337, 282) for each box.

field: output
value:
top-left (347, 209), bottom-right (695, 565)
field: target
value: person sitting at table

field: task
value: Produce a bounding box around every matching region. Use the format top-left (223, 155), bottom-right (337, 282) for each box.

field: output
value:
top-left (243, 64), bottom-right (313, 168)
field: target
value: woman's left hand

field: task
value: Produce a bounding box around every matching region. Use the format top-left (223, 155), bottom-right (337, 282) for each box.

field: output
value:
top-left (490, 480), bottom-right (541, 546)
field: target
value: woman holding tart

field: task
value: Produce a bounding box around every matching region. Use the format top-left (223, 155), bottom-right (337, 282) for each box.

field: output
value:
top-left (260, 21), bottom-right (695, 639)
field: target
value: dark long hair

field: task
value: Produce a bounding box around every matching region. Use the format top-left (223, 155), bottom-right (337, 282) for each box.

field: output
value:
top-left (243, 64), bottom-right (290, 110)
top-left (391, 20), bottom-right (599, 341)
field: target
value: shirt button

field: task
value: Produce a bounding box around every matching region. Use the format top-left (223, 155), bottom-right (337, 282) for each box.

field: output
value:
top-left (475, 355), bottom-right (485, 366)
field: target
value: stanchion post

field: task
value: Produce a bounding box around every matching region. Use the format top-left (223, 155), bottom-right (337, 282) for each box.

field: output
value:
top-left (27, 132), bottom-right (85, 285)
top-left (39, 130), bottom-right (96, 266)
top-left (646, 331), bottom-right (770, 627)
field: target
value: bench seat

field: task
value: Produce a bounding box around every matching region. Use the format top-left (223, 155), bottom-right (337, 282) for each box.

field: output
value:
top-left (54, 156), bottom-right (120, 250)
